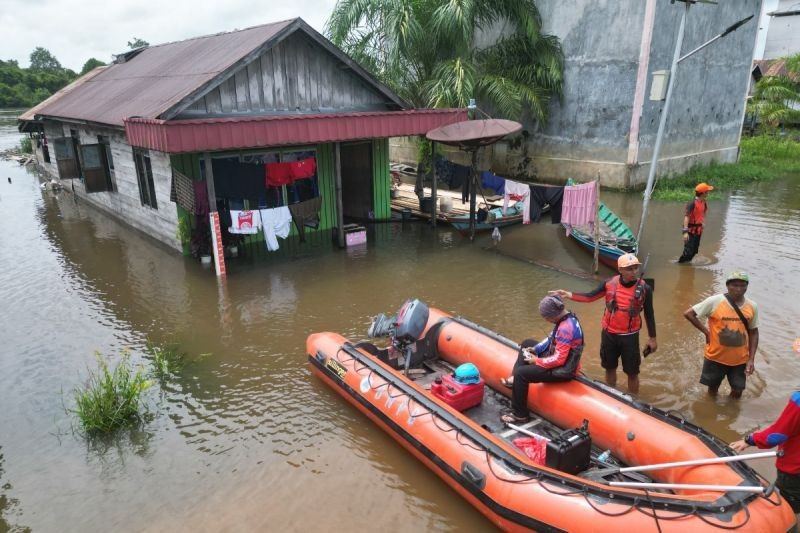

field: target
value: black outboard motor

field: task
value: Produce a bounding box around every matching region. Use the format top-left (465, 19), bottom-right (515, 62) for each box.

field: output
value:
top-left (368, 299), bottom-right (430, 374)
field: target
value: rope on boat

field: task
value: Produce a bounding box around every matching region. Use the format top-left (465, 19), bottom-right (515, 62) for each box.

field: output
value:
top-left (330, 346), bottom-right (764, 529)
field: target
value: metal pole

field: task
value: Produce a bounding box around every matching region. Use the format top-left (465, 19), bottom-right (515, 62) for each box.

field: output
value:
top-left (636, 1), bottom-right (689, 244)
top-left (430, 140), bottom-right (437, 228)
top-left (619, 450), bottom-right (777, 474)
top-left (609, 482), bottom-right (764, 494)
top-left (469, 149), bottom-right (478, 241)
top-left (592, 179), bottom-right (600, 274)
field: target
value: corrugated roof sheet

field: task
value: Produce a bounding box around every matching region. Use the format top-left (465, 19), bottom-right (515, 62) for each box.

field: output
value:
top-left (18, 66), bottom-right (108, 122)
top-left (124, 109), bottom-right (468, 153)
top-left (29, 19), bottom-right (297, 127)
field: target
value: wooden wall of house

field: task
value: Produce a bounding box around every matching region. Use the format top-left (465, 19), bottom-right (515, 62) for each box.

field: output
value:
top-left (39, 120), bottom-right (181, 252)
top-left (176, 32), bottom-right (389, 118)
top-left (372, 138), bottom-right (391, 221)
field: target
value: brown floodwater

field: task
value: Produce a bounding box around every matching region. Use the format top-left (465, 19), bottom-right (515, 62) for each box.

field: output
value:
top-left (2, 108), bottom-right (800, 532)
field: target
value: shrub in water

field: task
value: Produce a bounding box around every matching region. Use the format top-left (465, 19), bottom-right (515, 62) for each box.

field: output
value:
top-left (146, 342), bottom-right (186, 380)
top-left (73, 352), bottom-right (152, 434)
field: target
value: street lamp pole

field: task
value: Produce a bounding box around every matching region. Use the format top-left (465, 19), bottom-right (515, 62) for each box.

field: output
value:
top-left (636, 3), bottom-right (754, 244)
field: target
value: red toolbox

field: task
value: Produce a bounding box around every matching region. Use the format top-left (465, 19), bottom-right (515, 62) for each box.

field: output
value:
top-left (431, 373), bottom-right (485, 411)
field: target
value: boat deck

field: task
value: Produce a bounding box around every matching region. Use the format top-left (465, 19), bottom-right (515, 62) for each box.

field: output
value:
top-left (410, 358), bottom-right (663, 488)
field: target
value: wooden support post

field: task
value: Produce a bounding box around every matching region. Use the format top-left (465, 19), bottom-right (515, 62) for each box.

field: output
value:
top-left (204, 152), bottom-right (226, 277)
top-left (334, 142), bottom-right (345, 248)
top-left (592, 179), bottom-right (600, 275)
top-left (430, 140), bottom-right (437, 228)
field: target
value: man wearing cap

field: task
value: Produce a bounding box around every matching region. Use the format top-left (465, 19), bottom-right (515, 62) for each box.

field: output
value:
top-left (678, 183), bottom-right (714, 263)
top-left (500, 295), bottom-right (584, 424)
top-left (549, 253), bottom-right (656, 394)
top-left (683, 271), bottom-right (759, 398)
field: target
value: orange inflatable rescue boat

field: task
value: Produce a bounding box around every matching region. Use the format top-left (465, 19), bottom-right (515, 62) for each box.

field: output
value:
top-left (307, 300), bottom-right (797, 532)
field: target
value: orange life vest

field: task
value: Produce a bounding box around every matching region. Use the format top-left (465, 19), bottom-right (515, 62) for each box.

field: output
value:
top-left (686, 198), bottom-right (707, 235)
top-left (601, 276), bottom-right (646, 334)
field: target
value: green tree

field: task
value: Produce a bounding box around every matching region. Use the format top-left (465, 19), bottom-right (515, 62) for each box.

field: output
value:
top-left (748, 53), bottom-right (800, 128)
top-left (127, 38), bottom-right (149, 49)
top-left (80, 58), bottom-right (106, 75)
top-left (29, 47), bottom-right (62, 71)
top-left (325, 0), bottom-right (563, 122)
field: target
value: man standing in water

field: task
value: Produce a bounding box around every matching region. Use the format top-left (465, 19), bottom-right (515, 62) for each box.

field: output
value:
top-left (549, 253), bottom-right (656, 394)
top-left (729, 390), bottom-right (800, 518)
top-left (678, 182), bottom-right (713, 263)
top-left (683, 271), bottom-right (759, 398)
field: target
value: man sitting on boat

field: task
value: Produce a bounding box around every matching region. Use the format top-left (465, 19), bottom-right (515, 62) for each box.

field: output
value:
top-left (549, 253), bottom-right (657, 394)
top-left (500, 295), bottom-right (584, 424)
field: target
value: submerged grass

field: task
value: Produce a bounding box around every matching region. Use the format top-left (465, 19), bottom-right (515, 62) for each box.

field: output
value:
top-left (652, 135), bottom-right (800, 201)
top-left (72, 352), bottom-right (152, 434)
top-left (146, 342), bottom-right (186, 380)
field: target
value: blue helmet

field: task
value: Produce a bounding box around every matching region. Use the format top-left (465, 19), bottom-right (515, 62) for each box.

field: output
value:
top-left (454, 363), bottom-right (480, 385)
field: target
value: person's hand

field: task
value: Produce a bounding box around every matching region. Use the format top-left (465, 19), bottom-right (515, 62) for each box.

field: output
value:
top-left (548, 289), bottom-right (571, 299)
top-left (746, 360), bottom-right (755, 375)
top-left (729, 440), bottom-right (750, 453)
top-left (646, 338), bottom-right (657, 354)
top-left (683, 232), bottom-right (689, 242)
top-left (522, 348), bottom-right (535, 363)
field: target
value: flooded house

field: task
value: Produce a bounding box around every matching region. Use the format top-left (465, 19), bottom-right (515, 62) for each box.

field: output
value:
top-left (18, 18), bottom-right (464, 274)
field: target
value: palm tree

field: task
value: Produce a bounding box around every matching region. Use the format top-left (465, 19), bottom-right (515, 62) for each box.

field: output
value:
top-left (748, 53), bottom-right (800, 129)
top-left (325, 0), bottom-right (564, 123)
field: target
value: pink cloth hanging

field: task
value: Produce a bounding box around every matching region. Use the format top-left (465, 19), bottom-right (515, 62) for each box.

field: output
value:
top-left (561, 181), bottom-right (598, 234)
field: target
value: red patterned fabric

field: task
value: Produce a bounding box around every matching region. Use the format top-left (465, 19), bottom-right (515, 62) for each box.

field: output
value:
top-left (289, 157), bottom-right (316, 179)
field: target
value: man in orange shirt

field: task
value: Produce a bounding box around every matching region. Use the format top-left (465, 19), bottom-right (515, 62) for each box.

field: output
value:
top-left (683, 271), bottom-right (759, 398)
top-left (678, 182), bottom-right (713, 263)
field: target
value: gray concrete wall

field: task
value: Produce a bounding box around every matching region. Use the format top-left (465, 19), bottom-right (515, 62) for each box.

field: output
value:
top-left (38, 120), bottom-right (181, 251)
top-left (399, 0), bottom-right (762, 189)
top-left (633, 0), bottom-right (760, 186)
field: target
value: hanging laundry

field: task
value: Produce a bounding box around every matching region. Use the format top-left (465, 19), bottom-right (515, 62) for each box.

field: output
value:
top-left (193, 181), bottom-right (209, 216)
top-left (260, 207), bottom-right (293, 251)
top-left (480, 171), bottom-right (506, 195)
top-left (529, 185), bottom-right (565, 224)
top-left (288, 196), bottom-right (322, 242)
top-left (288, 157), bottom-right (317, 180)
top-left (561, 181), bottom-right (598, 234)
top-left (229, 210), bottom-right (262, 234)
top-left (265, 162), bottom-right (294, 187)
top-left (212, 159), bottom-right (268, 203)
top-left (503, 180), bottom-right (531, 224)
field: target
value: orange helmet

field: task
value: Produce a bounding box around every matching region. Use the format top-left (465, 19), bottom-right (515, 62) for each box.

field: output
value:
top-left (617, 253), bottom-right (641, 269)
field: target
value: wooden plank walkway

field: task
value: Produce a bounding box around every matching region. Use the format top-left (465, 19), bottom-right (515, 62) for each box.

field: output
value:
top-left (390, 183), bottom-right (505, 221)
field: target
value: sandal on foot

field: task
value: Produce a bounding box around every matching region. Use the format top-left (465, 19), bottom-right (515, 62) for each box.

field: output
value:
top-left (501, 412), bottom-right (530, 424)
top-left (499, 377), bottom-right (513, 389)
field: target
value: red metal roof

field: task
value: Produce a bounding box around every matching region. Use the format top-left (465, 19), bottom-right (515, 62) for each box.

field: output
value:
top-left (124, 109), bottom-right (468, 153)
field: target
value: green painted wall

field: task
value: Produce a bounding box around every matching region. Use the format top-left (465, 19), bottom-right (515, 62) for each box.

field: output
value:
top-left (372, 138), bottom-right (391, 221)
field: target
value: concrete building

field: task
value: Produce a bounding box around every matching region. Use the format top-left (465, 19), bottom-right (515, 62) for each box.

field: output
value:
top-left (459, 0), bottom-right (763, 189)
top-left (762, 0), bottom-right (800, 59)
top-left (19, 19), bottom-right (463, 272)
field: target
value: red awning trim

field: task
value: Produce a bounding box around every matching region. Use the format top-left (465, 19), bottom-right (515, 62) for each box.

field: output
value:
top-left (124, 108), bottom-right (468, 153)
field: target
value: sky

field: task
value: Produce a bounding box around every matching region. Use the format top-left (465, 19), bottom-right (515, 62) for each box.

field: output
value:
top-left (1, 0), bottom-right (339, 72)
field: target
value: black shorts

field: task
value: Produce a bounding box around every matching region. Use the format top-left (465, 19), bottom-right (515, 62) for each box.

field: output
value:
top-left (777, 470), bottom-right (800, 513)
top-left (600, 330), bottom-right (640, 375)
top-left (699, 359), bottom-right (747, 391)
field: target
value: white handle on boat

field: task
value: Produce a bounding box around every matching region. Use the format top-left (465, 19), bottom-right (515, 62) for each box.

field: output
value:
top-left (506, 423), bottom-right (545, 440)
top-left (617, 451), bottom-right (777, 474)
top-left (609, 482), bottom-right (764, 493)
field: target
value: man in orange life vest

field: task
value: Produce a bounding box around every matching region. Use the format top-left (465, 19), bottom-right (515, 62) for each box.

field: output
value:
top-left (549, 253), bottom-right (657, 394)
top-left (678, 182), bottom-right (713, 263)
